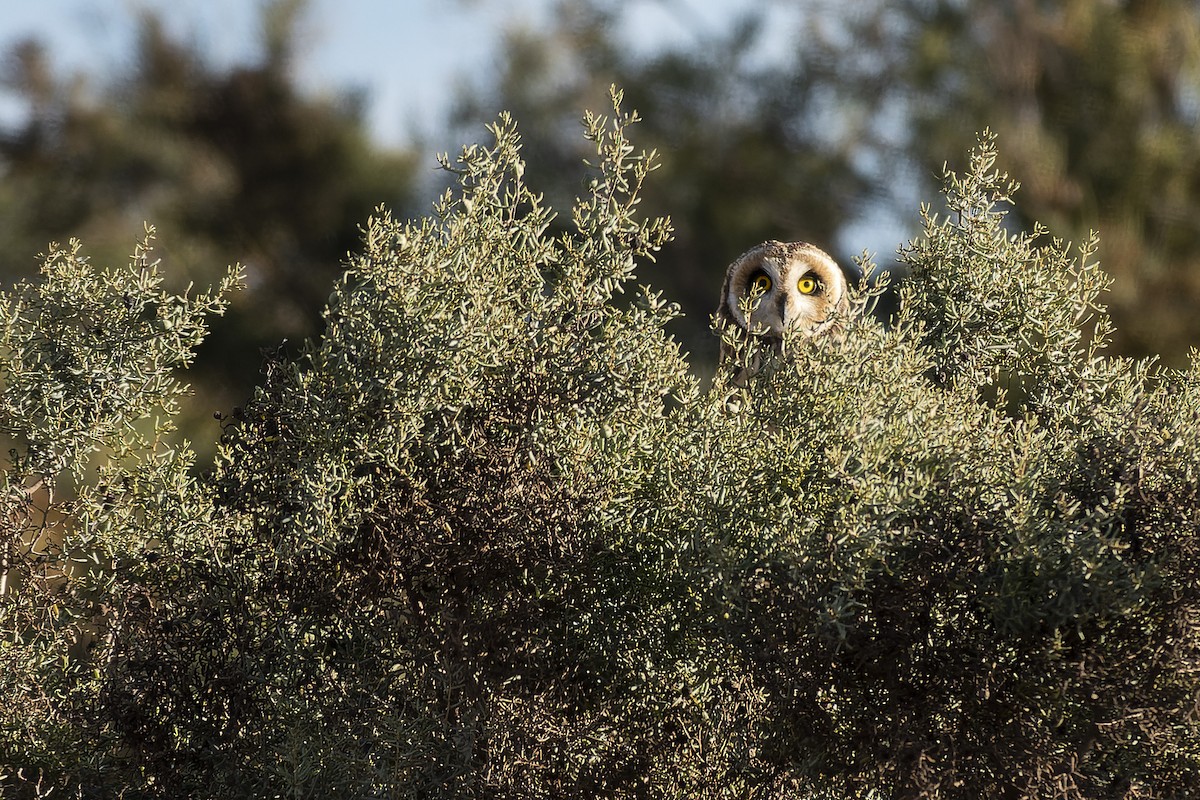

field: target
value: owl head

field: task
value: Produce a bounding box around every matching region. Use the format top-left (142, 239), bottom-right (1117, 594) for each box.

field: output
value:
top-left (715, 240), bottom-right (851, 382)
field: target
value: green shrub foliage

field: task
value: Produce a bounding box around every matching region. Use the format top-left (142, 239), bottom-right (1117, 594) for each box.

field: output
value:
top-left (3, 90), bottom-right (1199, 799)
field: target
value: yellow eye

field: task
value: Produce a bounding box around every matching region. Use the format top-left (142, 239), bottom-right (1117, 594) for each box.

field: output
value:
top-left (750, 274), bottom-right (772, 295)
top-left (797, 276), bottom-right (819, 295)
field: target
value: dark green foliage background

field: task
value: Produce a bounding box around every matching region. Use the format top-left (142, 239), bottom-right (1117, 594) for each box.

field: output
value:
top-left (4, 0), bottom-right (1200, 455)
top-left (2, 92), bottom-right (1199, 798)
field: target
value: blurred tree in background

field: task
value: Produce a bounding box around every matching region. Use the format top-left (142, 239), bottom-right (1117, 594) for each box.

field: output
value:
top-left (0, 0), bottom-right (418, 449)
top-left (455, 0), bottom-right (1200, 365)
top-left (1, 0), bottom-right (1199, 416)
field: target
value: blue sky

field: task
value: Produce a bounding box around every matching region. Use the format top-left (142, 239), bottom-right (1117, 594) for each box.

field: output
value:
top-left (0, 0), bottom-right (777, 148)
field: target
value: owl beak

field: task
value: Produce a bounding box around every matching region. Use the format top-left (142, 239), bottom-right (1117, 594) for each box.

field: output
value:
top-left (777, 295), bottom-right (790, 325)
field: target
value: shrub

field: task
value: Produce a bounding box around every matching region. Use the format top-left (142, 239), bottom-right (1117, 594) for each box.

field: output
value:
top-left (0, 232), bottom-right (239, 795)
top-left (2, 89), bottom-right (1199, 798)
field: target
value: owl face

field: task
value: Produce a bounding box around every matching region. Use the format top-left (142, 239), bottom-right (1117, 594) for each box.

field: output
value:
top-left (715, 240), bottom-right (850, 383)
top-left (719, 240), bottom-right (848, 340)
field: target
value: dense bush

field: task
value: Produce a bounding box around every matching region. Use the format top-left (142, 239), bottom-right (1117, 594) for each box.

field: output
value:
top-left (2, 90), bottom-right (1199, 798)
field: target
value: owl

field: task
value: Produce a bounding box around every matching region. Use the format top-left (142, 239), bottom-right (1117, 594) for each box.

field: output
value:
top-left (715, 240), bottom-right (851, 383)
